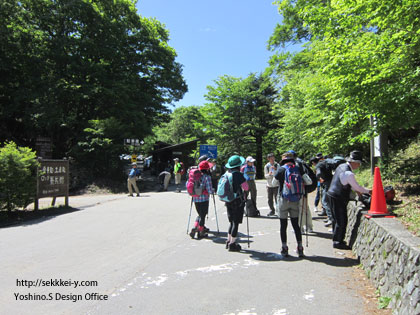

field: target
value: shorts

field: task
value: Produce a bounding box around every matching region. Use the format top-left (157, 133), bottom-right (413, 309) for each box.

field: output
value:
top-left (279, 198), bottom-right (300, 219)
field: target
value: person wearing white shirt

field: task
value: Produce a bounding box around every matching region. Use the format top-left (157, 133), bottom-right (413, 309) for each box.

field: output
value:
top-left (326, 151), bottom-right (371, 249)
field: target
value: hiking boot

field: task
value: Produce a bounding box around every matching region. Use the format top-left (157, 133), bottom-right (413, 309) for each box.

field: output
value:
top-left (203, 226), bottom-right (210, 233)
top-left (228, 243), bottom-right (241, 252)
top-left (297, 246), bottom-right (304, 257)
top-left (281, 246), bottom-right (289, 257)
top-left (319, 210), bottom-right (327, 216)
top-left (324, 220), bottom-right (332, 227)
top-left (128, 194), bottom-right (133, 197)
top-left (197, 230), bottom-right (208, 239)
top-left (136, 194), bottom-right (140, 197)
top-left (333, 242), bottom-right (351, 250)
top-left (189, 228), bottom-right (197, 239)
top-left (267, 210), bottom-right (275, 216)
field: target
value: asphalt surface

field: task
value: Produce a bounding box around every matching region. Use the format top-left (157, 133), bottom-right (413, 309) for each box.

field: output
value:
top-left (0, 180), bottom-right (366, 315)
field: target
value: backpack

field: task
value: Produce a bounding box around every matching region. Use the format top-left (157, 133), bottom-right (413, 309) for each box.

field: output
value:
top-left (217, 171), bottom-right (239, 202)
top-left (187, 168), bottom-right (205, 197)
top-left (297, 159), bottom-right (317, 193)
top-left (282, 164), bottom-right (304, 202)
top-left (316, 158), bottom-right (346, 182)
top-left (245, 199), bottom-right (260, 217)
top-left (179, 162), bottom-right (185, 175)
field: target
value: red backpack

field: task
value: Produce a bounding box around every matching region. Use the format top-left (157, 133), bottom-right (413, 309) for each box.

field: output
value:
top-left (187, 168), bottom-right (207, 197)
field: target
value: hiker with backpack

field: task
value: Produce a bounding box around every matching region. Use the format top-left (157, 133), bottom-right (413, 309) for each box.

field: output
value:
top-left (326, 150), bottom-right (371, 249)
top-left (241, 156), bottom-right (259, 217)
top-left (316, 155), bottom-right (346, 228)
top-left (173, 158), bottom-right (184, 193)
top-left (288, 150), bottom-right (317, 234)
top-left (187, 160), bottom-right (214, 239)
top-left (274, 152), bottom-right (305, 257)
top-left (217, 155), bottom-right (249, 252)
top-left (264, 153), bottom-right (280, 216)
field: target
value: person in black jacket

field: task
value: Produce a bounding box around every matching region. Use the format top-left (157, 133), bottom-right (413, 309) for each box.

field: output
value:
top-left (223, 155), bottom-right (249, 252)
top-left (326, 151), bottom-right (371, 249)
top-left (274, 152), bottom-right (305, 258)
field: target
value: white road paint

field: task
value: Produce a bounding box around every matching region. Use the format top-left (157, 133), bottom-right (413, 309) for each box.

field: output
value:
top-left (304, 289), bottom-right (315, 302)
top-left (110, 259), bottom-right (260, 298)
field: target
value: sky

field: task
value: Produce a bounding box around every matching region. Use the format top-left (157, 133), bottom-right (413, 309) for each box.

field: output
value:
top-left (136, 0), bottom-right (283, 109)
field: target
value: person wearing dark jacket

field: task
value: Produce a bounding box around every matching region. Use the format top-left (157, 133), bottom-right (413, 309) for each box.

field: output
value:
top-left (274, 152), bottom-right (305, 258)
top-left (224, 155), bottom-right (249, 252)
top-left (326, 151), bottom-right (371, 249)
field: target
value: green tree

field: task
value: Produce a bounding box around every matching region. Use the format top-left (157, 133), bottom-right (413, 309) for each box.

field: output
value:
top-left (202, 73), bottom-right (278, 178)
top-left (268, 0), bottom-right (420, 155)
top-left (0, 0), bottom-right (187, 177)
top-left (0, 142), bottom-right (39, 212)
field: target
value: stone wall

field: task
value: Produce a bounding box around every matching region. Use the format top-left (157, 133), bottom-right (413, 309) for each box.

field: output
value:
top-left (345, 201), bottom-right (420, 315)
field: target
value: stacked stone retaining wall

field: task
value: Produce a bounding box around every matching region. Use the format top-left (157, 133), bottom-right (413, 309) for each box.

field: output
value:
top-left (345, 201), bottom-right (420, 314)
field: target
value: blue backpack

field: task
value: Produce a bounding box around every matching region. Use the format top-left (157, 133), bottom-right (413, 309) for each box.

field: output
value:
top-left (282, 164), bottom-right (304, 202)
top-left (217, 171), bottom-right (238, 202)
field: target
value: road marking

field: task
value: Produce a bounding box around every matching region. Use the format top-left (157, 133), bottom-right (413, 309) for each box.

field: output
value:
top-left (303, 289), bottom-right (315, 302)
top-left (110, 259), bottom-right (260, 297)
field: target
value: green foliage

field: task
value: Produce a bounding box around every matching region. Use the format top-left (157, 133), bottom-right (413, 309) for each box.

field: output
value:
top-left (0, 142), bottom-right (39, 211)
top-left (268, 0), bottom-right (420, 155)
top-left (378, 296), bottom-right (391, 309)
top-left (0, 0), bottom-right (187, 164)
top-left (153, 106), bottom-right (207, 145)
top-left (201, 73), bottom-right (279, 177)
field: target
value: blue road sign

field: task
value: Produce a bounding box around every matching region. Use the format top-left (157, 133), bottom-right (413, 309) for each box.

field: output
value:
top-left (199, 145), bottom-right (218, 159)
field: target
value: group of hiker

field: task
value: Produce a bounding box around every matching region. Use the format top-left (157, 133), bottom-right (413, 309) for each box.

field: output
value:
top-left (184, 149), bottom-right (371, 256)
top-left (128, 148), bottom-right (371, 256)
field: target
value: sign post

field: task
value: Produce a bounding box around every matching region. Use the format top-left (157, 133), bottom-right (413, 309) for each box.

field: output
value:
top-left (36, 159), bottom-right (69, 210)
top-left (199, 145), bottom-right (218, 159)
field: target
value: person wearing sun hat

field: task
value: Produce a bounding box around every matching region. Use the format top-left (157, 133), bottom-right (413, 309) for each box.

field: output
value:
top-left (327, 150), bottom-right (371, 249)
top-left (241, 156), bottom-right (258, 211)
top-left (223, 155), bottom-right (249, 252)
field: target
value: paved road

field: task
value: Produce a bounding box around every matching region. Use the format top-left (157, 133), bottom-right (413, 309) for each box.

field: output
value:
top-left (1, 181), bottom-right (366, 315)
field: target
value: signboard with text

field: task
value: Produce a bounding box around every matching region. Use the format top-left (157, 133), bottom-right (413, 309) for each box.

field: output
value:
top-left (199, 145), bottom-right (217, 159)
top-left (37, 160), bottom-right (69, 198)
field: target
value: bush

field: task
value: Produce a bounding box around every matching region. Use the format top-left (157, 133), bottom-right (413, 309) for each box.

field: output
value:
top-left (0, 142), bottom-right (39, 211)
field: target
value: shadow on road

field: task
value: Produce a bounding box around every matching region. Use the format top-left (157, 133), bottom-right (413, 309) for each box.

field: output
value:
top-left (0, 206), bottom-right (83, 229)
top-left (304, 254), bottom-right (360, 267)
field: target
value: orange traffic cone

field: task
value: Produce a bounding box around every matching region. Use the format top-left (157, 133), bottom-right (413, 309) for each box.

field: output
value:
top-left (366, 167), bottom-right (393, 218)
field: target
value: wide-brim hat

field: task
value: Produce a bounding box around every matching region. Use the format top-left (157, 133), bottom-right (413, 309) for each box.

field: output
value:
top-left (346, 150), bottom-right (363, 163)
top-left (173, 158), bottom-right (179, 161)
top-left (225, 155), bottom-right (245, 169)
top-left (131, 162), bottom-right (137, 166)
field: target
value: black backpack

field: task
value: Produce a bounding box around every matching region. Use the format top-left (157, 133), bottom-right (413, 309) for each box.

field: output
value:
top-left (296, 158), bottom-right (317, 194)
top-left (245, 199), bottom-right (260, 217)
top-left (316, 157), bottom-right (346, 182)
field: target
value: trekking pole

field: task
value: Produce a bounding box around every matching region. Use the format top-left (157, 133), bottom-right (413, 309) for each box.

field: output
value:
top-left (245, 195), bottom-right (250, 248)
top-left (212, 193), bottom-right (220, 234)
top-left (186, 197), bottom-right (193, 234)
top-left (305, 195), bottom-right (309, 247)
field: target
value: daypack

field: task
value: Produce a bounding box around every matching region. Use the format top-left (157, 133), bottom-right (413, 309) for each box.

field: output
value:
top-left (187, 168), bottom-right (205, 197)
top-left (282, 164), bottom-right (304, 202)
top-left (245, 199), bottom-right (260, 217)
top-left (297, 159), bottom-right (317, 193)
top-left (316, 158), bottom-right (346, 182)
top-left (217, 171), bottom-right (239, 202)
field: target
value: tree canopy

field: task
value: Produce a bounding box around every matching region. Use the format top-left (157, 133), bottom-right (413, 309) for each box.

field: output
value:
top-left (0, 0), bottom-right (187, 165)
